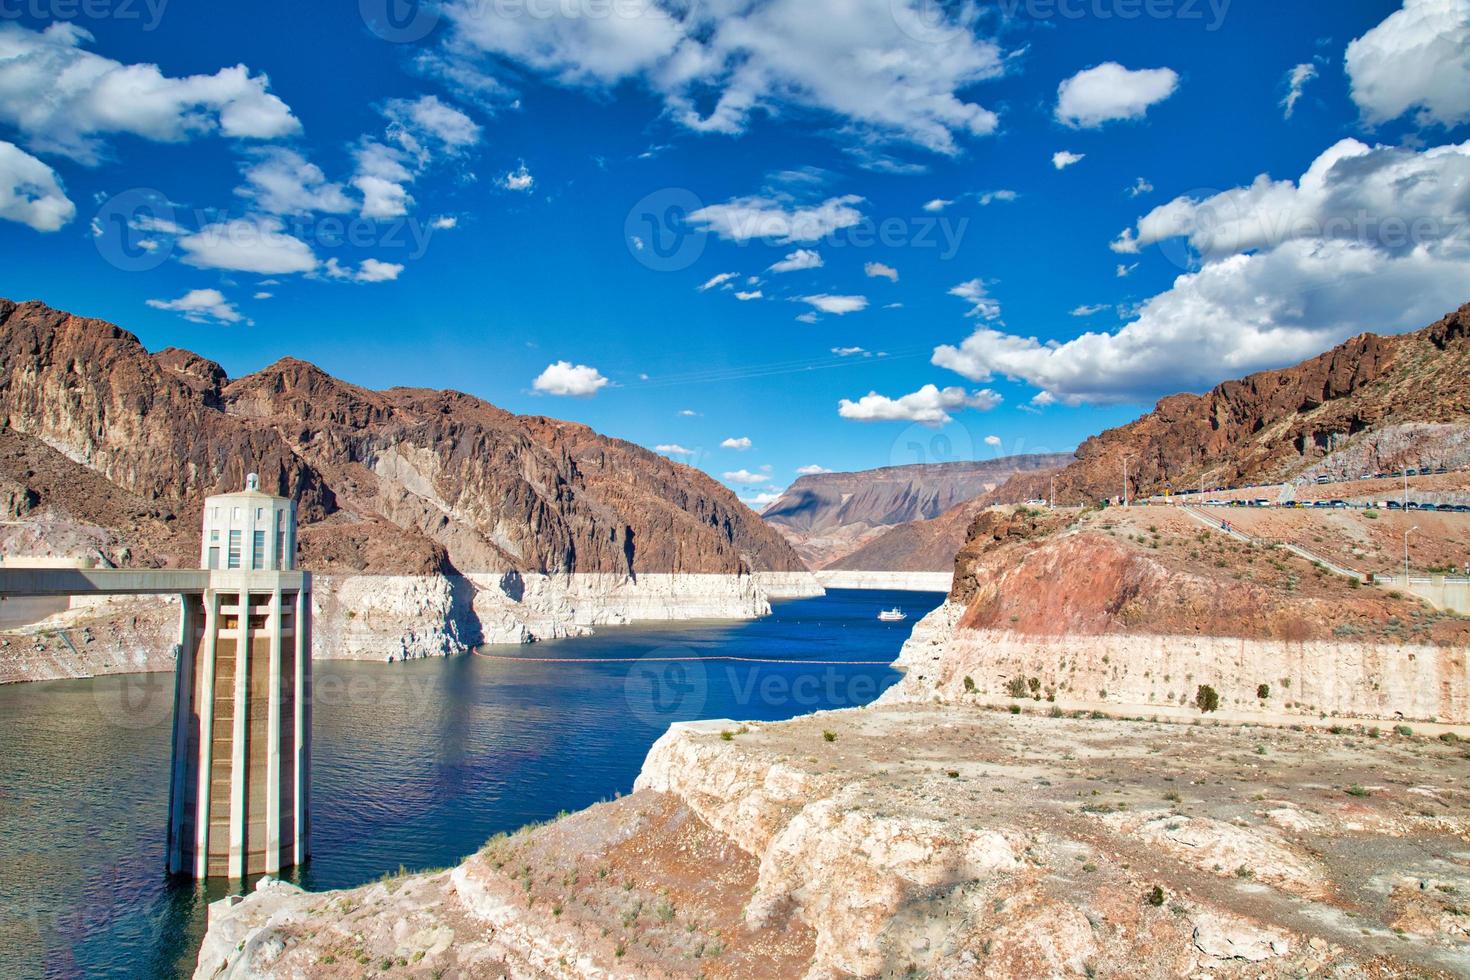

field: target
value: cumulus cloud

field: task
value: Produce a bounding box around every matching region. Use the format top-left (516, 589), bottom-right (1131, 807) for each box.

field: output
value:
top-left (238, 148), bottom-right (353, 215)
top-left (656, 444), bottom-right (696, 456)
top-left (533, 360), bottom-right (610, 396)
top-left (735, 290), bottom-right (763, 300)
top-left (923, 198), bottom-right (953, 212)
top-left (742, 490), bottom-right (784, 509)
top-left (1070, 304), bottom-right (1109, 317)
top-left (984, 435), bottom-right (1003, 447)
top-left (978, 189), bottom-right (1018, 205)
top-left (347, 96), bottom-right (481, 221)
top-left (324, 257), bottom-right (404, 283)
top-left (767, 248), bottom-right (823, 273)
top-left (722, 469), bottom-right (771, 485)
top-left (430, 215), bottom-right (458, 230)
top-left (1056, 62), bottom-right (1180, 128)
top-left (689, 195), bottom-right (864, 244)
top-left (864, 261), bottom-right (899, 282)
top-left (800, 294), bottom-right (868, 315)
top-left (949, 279), bottom-right (1001, 320)
top-left (796, 464), bottom-right (831, 475)
top-left (839, 384), bottom-right (1001, 427)
top-left (935, 137), bottom-right (1470, 405)
top-left (147, 288), bottom-right (245, 325)
top-left (0, 23), bottom-right (298, 164)
top-left (699, 271), bottom-right (739, 292)
top-left (1052, 150), bottom-right (1085, 170)
top-left (721, 437), bottom-right (753, 450)
top-left (501, 163), bottom-right (534, 192)
top-left (178, 216), bottom-right (318, 275)
top-left (831, 346), bottom-right (870, 357)
top-left (439, 0), bottom-right (1003, 153)
top-left (1127, 177), bottom-right (1154, 198)
top-left (1346, 0), bottom-right (1470, 127)
top-left (1282, 62), bottom-right (1319, 119)
top-left (384, 94), bottom-right (481, 150)
top-left (0, 140), bottom-right (73, 231)
top-left (1116, 262), bottom-right (1138, 278)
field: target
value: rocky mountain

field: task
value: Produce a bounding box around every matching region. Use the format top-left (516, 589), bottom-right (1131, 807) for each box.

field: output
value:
top-left (998, 302), bottom-right (1470, 508)
top-left (0, 298), bottom-right (815, 673)
top-left (760, 455), bottom-right (1072, 569)
top-left (0, 298), bottom-right (802, 577)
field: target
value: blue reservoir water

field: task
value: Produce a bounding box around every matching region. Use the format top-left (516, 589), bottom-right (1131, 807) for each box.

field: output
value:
top-left (0, 588), bottom-right (944, 979)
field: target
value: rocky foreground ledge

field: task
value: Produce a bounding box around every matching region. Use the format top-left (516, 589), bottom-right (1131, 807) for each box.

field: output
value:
top-left (198, 703), bottom-right (1470, 978)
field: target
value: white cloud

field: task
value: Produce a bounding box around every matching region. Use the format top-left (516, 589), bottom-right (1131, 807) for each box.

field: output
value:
top-left (352, 140), bottom-right (415, 219)
top-left (1070, 304), bottom-right (1109, 317)
top-left (735, 290), bottom-right (763, 301)
top-left (0, 24), bottom-right (298, 164)
top-left (935, 137), bottom-right (1470, 405)
top-left (698, 271), bottom-right (738, 292)
top-left (656, 444), bottom-right (696, 456)
top-left (690, 195), bottom-right (864, 244)
top-left (978, 189), bottom-right (1018, 205)
top-left (324, 257), bottom-right (404, 283)
top-left (253, 291), bottom-right (273, 300)
top-left (1282, 62), bottom-right (1319, 119)
top-left (796, 464), bottom-right (832, 475)
top-left (838, 384), bottom-right (1001, 427)
top-left (984, 435), bottom-right (1003, 447)
top-left (767, 248), bottom-right (824, 273)
top-left (238, 148), bottom-right (353, 215)
top-left (430, 215), bottom-right (458, 230)
top-left (1127, 177), bottom-right (1154, 198)
top-left (864, 261), bottom-right (899, 282)
top-left (384, 95), bottom-right (481, 150)
top-left (441, 0), bottom-right (1003, 153)
top-left (949, 279), bottom-right (1001, 320)
top-left (178, 216), bottom-right (318, 275)
top-left (831, 346), bottom-right (870, 357)
top-left (722, 469), bottom-right (771, 485)
top-left (501, 163), bottom-right (534, 192)
top-left (721, 437), bottom-right (753, 450)
top-left (1052, 150), bottom-right (1085, 170)
top-left (678, 409), bottom-right (699, 417)
top-left (742, 490), bottom-right (784, 509)
top-left (923, 198), bottom-right (953, 212)
top-left (533, 361), bottom-right (610, 397)
top-left (1116, 262), bottom-right (1138, 278)
top-left (1056, 62), bottom-right (1180, 129)
top-left (0, 140), bottom-right (73, 231)
top-left (796, 312), bottom-right (821, 324)
top-left (147, 288), bottom-right (245, 325)
top-left (1346, 0), bottom-right (1470, 127)
top-left (800, 294), bottom-right (868, 315)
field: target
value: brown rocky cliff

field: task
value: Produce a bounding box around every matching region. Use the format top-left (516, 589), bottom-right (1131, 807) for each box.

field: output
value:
top-left (0, 298), bottom-right (804, 577)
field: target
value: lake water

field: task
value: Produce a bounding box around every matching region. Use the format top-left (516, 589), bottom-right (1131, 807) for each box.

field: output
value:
top-left (0, 588), bottom-right (943, 979)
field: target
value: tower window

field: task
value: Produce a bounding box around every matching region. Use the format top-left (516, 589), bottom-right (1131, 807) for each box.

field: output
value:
top-left (252, 530), bottom-right (266, 570)
top-left (227, 530), bottom-right (241, 569)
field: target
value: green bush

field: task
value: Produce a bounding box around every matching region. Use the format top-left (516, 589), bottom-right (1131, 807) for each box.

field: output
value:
top-left (1256, 683), bottom-right (1270, 700)
top-left (1195, 685), bottom-right (1220, 713)
top-left (822, 730), bottom-right (837, 743)
top-left (1146, 885), bottom-right (1165, 907)
top-left (963, 675), bottom-right (976, 693)
top-left (1005, 676), bottom-right (1029, 698)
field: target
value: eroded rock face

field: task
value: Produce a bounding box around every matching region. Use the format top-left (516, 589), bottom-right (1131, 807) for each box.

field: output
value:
top-left (761, 456), bottom-right (1072, 570)
top-left (196, 705), bottom-right (1470, 979)
top-left (0, 298), bottom-right (804, 579)
top-left (0, 298), bottom-right (816, 678)
top-left (986, 302), bottom-right (1470, 507)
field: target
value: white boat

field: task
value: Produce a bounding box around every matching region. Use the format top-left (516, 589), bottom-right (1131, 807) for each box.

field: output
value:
top-left (877, 608), bottom-right (907, 622)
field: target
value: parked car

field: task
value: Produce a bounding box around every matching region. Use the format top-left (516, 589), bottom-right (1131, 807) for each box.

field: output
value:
top-left (1387, 501), bottom-right (1404, 510)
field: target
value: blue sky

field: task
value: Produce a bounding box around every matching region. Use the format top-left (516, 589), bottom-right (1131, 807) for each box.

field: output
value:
top-left (1, 0), bottom-right (1468, 506)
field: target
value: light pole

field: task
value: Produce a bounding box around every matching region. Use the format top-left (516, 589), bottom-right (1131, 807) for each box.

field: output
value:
top-left (1049, 474), bottom-right (1056, 509)
top-left (1122, 455), bottom-right (1136, 508)
top-left (1403, 468), bottom-right (1409, 511)
top-left (1405, 526), bottom-right (1418, 583)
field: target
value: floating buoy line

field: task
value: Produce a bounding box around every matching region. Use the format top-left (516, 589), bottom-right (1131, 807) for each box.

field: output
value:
top-left (472, 650), bottom-right (892, 666)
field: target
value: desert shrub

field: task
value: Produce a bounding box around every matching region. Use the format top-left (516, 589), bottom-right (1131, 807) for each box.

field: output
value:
top-left (822, 730), bottom-right (837, 743)
top-left (1005, 676), bottom-right (1029, 698)
top-left (1395, 724), bottom-right (1414, 737)
top-left (963, 675), bottom-right (976, 693)
top-left (1195, 685), bottom-right (1220, 713)
top-left (1009, 704), bottom-right (1022, 715)
top-left (1256, 683), bottom-right (1270, 700)
top-left (1146, 885), bottom-right (1165, 907)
